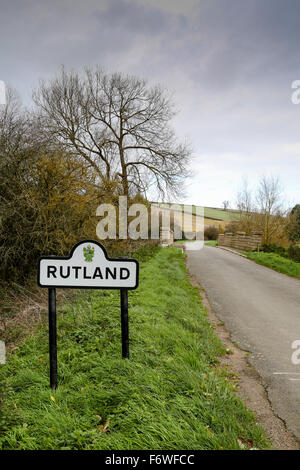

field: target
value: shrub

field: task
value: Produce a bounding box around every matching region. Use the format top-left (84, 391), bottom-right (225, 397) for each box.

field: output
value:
top-left (287, 245), bottom-right (300, 263)
top-left (0, 151), bottom-right (100, 282)
top-left (204, 225), bottom-right (219, 240)
top-left (260, 243), bottom-right (287, 257)
top-left (286, 204), bottom-right (300, 242)
top-left (260, 243), bottom-right (300, 264)
top-left (224, 221), bottom-right (239, 234)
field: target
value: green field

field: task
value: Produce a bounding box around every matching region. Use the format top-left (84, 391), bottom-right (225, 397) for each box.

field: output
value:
top-left (0, 248), bottom-right (269, 450)
top-left (203, 207), bottom-right (240, 222)
top-left (153, 203), bottom-right (240, 222)
top-left (244, 252), bottom-right (300, 279)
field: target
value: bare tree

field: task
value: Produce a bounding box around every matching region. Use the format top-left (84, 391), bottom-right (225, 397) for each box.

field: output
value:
top-left (235, 176), bottom-right (286, 243)
top-left (222, 200), bottom-right (230, 211)
top-left (0, 87), bottom-right (34, 208)
top-left (236, 178), bottom-right (253, 214)
top-left (0, 87), bottom-right (26, 157)
top-left (256, 175), bottom-right (284, 243)
top-left (33, 67), bottom-right (191, 197)
top-left (235, 178), bottom-right (254, 234)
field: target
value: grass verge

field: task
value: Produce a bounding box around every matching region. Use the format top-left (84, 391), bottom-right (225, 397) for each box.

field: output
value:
top-left (244, 251), bottom-right (300, 279)
top-left (0, 248), bottom-right (269, 450)
top-left (204, 241), bottom-right (218, 247)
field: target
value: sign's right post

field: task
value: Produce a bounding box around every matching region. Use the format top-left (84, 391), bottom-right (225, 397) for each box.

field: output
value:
top-left (120, 288), bottom-right (129, 359)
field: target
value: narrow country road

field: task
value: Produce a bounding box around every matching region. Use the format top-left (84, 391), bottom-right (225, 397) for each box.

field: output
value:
top-left (186, 245), bottom-right (300, 440)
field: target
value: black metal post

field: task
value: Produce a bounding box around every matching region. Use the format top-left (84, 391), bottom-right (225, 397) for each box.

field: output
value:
top-left (120, 288), bottom-right (129, 359)
top-left (48, 288), bottom-right (58, 389)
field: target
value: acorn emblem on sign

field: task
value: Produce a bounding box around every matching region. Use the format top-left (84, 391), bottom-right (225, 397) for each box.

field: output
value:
top-left (83, 245), bottom-right (95, 262)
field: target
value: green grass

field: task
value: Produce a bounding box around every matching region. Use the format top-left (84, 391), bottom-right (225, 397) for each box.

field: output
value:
top-left (0, 248), bottom-right (269, 450)
top-left (205, 241), bottom-right (218, 247)
top-left (244, 252), bottom-right (300, 278)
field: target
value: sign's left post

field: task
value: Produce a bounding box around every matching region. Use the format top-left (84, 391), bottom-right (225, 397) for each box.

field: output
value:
top-left (48, 288), bottom-right (58, 389)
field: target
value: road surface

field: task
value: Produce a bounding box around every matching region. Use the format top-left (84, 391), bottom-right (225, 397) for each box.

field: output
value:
top-left (186, 245), bottom-right (300, 439)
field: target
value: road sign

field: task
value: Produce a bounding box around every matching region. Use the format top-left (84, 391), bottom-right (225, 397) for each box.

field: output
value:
top-left (37, 240), bottom-right (139, 389)
top-left (38, 240), bottom-right (138, 289)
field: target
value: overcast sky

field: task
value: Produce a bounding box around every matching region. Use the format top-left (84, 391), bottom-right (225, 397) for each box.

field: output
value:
top-left (1, 0), bottom-right (300, 207)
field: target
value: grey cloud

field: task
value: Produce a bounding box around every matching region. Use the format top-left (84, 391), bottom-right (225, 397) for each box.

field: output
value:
top-left (0, 0), bottom-right (299, 206)
top-left (97, 0), bottom-right (169, 35)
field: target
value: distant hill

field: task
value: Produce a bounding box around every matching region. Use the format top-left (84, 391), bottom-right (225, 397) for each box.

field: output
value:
top-left (203, 206), bottom-right (240, 222)
top-left (152, 203), bottom-right (240, 227)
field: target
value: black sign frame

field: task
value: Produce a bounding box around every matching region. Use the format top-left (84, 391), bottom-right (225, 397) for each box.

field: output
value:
top-left (37, 240), bottom-right (139, 389)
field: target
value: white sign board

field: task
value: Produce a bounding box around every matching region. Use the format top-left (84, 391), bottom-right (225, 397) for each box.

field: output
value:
top-left (38, 240), bottom-right (139, 289)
